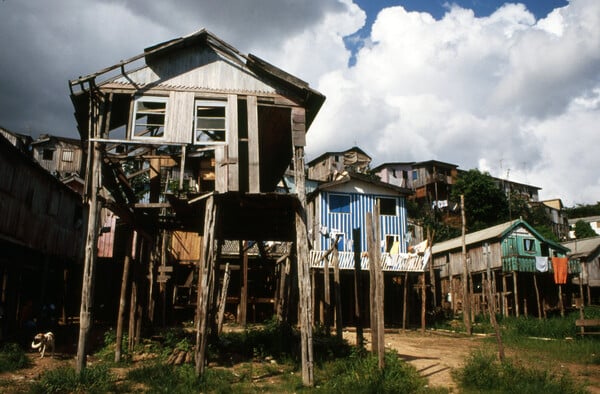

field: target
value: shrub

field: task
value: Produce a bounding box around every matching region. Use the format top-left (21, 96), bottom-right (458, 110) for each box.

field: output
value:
top-left (0, 343), bottom-right (29, 372)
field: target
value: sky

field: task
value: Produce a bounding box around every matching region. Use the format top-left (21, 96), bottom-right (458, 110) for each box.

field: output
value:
top-left (0, 0), bottom-right (598, 207)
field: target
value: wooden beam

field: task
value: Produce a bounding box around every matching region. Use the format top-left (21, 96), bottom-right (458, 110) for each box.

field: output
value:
top-left (247, 96), bottom-right (260, 193)
top-left (227, 95), bottom-right (239, 191)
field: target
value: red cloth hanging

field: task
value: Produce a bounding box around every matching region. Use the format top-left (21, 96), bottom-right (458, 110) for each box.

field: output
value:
top-left (552, 257), bottom-right (568, 284)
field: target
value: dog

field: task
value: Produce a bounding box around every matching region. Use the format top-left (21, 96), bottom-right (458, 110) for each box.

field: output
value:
top-left (31, 332), bottom-right (55, 358)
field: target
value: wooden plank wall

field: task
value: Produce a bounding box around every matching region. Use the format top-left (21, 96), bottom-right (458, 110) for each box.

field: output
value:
top-left (0, 139), bottom-right (83, 258)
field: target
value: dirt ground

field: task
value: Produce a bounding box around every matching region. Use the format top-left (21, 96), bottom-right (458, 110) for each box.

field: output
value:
top-left (344, 328), bottom-right (484, 391)
top-left (2, 329), bottom-right (599, 393)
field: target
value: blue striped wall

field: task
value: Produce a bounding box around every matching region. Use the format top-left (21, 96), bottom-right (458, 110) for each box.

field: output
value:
top-left (318, 191), bottom-right (407, 253)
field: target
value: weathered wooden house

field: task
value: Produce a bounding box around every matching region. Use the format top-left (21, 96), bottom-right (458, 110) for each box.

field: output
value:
top-left (307, 146), bottom-right (371, 182)
top-left (562, 236), bottom-right (600, 305)
top-left (0, 130), bottom-right (84, 342)
top-left (31, 134), bottom-right (84, 178)
top-left (69, 29), bottom-right (324, 379)
top-left (431, 219), bottom-right (577, 318)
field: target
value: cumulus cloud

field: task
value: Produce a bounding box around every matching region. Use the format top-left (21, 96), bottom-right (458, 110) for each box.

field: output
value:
top-left (307, 0), bottom-right (600, 206)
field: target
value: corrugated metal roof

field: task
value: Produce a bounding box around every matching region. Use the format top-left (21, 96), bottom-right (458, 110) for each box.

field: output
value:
top-left (562, 236), bottom-right (600, 258)
top-left (432, 219), bottom-right (520, 254)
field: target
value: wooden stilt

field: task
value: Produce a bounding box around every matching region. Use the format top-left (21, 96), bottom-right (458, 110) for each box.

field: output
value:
top-left (217, 263), bottom-right (231, 335)
top-left (238, 240), bottom-right (248, 326)
top-left (533, 273), bottom-right (542, 320)
top-left (402, 272), bottom-right (408, 332)
top-left (195, 196), bottom-right (218, 376)
top-left (502, 274), bottom-right (508, 317)
top-left (323, 247), bottom-right (331, 335)
top-left (558, 284), bottom-right (564, 317)
top-left (373, 207), bottom-right (384, 369)
top-left (366, 214), bottom-right (378, 354)
top-left (420, 273), bottom-right (426, 333)
top-left (295, 209), bottom-right (314, 386)
top-left (115, 228), bottom-right (134, 363)
top-left (332, 248), bottom-right (343, 339)
top-left (513, 271), bottom-right (519, 317)
top-left (352, 228), bottom-right (364, 348)
top-left (293, 143), bottom-right (313, 386)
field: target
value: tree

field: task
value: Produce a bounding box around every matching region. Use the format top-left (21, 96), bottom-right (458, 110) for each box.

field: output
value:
top-left (574, 220), bottom-right (597, 239)
top-left (450, 169), bottom-right (509, 232)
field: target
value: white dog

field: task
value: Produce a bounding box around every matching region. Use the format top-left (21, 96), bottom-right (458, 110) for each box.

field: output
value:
top-left (31, 332), bottom-right (55, 358)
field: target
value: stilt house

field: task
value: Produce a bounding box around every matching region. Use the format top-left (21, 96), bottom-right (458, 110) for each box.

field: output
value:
top-left (562, 236), bottom-right (600, 305)
top-left (431, 219), bottom-right (578, 318)
top-left (69, 29), bottom-right (325, 379)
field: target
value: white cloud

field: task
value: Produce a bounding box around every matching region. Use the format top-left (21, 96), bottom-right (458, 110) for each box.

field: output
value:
top-left (307, 0), bottom-right (600, 206)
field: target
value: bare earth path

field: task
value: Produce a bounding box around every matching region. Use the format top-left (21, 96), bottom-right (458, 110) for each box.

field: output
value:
top-left (344, 329), bottom-right (483, 391)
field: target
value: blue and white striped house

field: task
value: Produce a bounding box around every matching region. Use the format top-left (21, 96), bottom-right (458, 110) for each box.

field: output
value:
top-left (307, 172), bottom-right (415, 269)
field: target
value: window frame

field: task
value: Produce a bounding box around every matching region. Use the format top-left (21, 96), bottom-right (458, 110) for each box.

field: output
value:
top-left (193, 99), bottom-right (227, 145)
top-left (377, 197), bottom-right (397, 216)
top-left (130, 96), bottom-right (168, 140)
top-left (328, 193), bottom-right (351, 214)
top-left (523, 238), bottom-right (536, 253)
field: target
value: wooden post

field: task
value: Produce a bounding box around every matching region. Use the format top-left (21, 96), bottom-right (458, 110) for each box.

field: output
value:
top-left (484, 243), bottom-right (505, 361)
top-left (402, 272), bottom-right (408, 332)
top-left (323, 246), bottom-right (331, 335)
top-left (76, 132), bottom-right (103, 373)
top-left (366, 214), bottom-right (378, 354)
top-left (294, 145), bottom-right (313, 387)
top-left (460, 195), bottom-right (472, 335)
top-left (276, 255), bottom-right (290, 322)
top-left (427, 229), bottom-right (437, 308)
top-left (195, 196), bottom-right (218, 376)
top-left (352, 228), bottom-right (364, 348)
top-left (373, 206), bottom-right (385, 369)
top-left (115, 228), bottom-right (134, 363)
top-left (332, 248), bottom-right (343, 339)
top-left (238, 240), bottom-right (248, 326)
top-left (533, 273), bottom-right (542, 320)
top-left (502, 274), bottom-right (508, 317)
top-left (558, 284), bottom-right (564, 317)
top-left (159, 230), bottom-right (168, 327)
top-left (420, 272), bottom-right (426, 333)
top-left (217, 263), bottom-right (231, 335)
top-left (513, 271), bottom-right (520, 317)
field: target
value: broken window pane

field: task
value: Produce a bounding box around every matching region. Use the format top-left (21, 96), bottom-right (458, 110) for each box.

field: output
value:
top-left (194, 100), bottom-right (226, 144)
top-left (132, 97), bottom-right (167, 139)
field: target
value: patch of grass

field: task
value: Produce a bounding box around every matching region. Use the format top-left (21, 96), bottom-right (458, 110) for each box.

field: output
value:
top-left (317, 349), bottom-right (430, 393)
top-left (29, 364), bottom-right (117, 394)
top-left (0, 343), bottom-right (29, 372)
top-left (454, 349), bottom-right (588, 394)
top-left (127, 362), bottom-right (236, 393)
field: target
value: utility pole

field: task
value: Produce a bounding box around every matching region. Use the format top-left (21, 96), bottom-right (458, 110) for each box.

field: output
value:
top-left (461, 195), bottom-right (472, 335)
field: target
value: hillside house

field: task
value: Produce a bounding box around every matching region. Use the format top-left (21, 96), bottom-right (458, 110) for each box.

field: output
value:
top-left (569, 216), bottom-right (600, 239)
top-left (31, 134), bottom-right (83, 178)
top-left (307, 146), bottom-right (371, 182)
top-left (431, 219), bottom-right (577, 318)
top-left (69, 29), bottom-right (324, 377)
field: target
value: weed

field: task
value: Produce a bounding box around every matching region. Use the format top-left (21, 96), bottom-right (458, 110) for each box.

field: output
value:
top-left (317, 349), bottom-right (429, 393)
top-left (0, 343), bottom-right (29, 373)
top-left (454, 349), bottom-right (587, 393)
top-left (29, 364), bottom-right (117, 394)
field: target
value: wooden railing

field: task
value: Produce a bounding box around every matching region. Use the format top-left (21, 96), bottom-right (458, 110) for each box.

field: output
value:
top-left (309, 250), bottom-right (429, 272)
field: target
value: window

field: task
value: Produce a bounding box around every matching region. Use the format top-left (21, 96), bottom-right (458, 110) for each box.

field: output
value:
top-left (412, 170), bottom-right (418, 180)
top-left (42, 149), bottom-right (54, 161)
top-left (378, 197), bottom-right (397, 215)
top-left (523, 238), bottom-right (536, 253)
top-left (194, 100), bottom-right (226, 144)
top-left (329, 194), bottom-right (350, 214)
top-left (131, 96), bottom-right (167, 139)
top-left (62, 150), bottom-right (74, 162)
